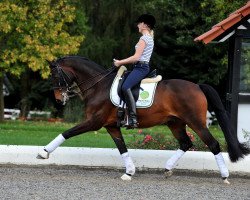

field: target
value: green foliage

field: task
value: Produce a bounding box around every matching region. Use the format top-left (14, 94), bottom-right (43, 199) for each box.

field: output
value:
top-left (200, 0), bottom-right (246, 24)
top-left (63, 97), bottom-right (84, 123)
top-left (127, 128), bottom-right (227, 151)
top-left (2, 0), bottom-right (248, 121)
top-left (150, 0), bottom-right (245, 84)
top-left (0, 0), bottom-right (85, 78)
top-left (77, 0), bottom-right (247, 85)
top-left (0, 121), bottom-right (226, 151)
top-left (79, 0), bottom-right (140, 67)
top-left (127, 130), bottom-right (179, 150)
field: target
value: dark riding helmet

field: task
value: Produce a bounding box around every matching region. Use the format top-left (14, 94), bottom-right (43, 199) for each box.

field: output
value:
top-left (136, 14), bottom-right (156, 29)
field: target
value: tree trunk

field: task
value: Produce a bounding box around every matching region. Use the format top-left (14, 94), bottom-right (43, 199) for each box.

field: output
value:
top-left (0, 74), bottom-right (4, 122)
top-left (20, 71), bottom-right (31, 119)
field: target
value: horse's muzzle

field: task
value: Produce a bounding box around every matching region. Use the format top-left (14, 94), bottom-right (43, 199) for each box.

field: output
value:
top-left (54, 89), bottom-right (68, 105)
top-left (56, 99), bottom-right (64, 105)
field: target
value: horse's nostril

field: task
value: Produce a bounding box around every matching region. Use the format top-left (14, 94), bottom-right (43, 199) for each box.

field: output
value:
top-left (56, 99), bottom-right (63, 104)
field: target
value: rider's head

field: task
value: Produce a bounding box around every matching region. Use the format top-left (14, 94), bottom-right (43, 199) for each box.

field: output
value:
top-left (136, 14), bottom-right (156, 30)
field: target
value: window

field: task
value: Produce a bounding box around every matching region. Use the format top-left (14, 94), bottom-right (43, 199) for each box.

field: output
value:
top-left (240, 38), bottom-right (250, 93)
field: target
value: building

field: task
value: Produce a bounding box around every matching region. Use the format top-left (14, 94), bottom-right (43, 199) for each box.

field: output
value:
top-left (195, 2), bottom-right (250, 143)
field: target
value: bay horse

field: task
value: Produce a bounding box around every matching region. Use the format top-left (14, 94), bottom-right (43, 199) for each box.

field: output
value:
top-left (37, 55), bottom-right (250, 184)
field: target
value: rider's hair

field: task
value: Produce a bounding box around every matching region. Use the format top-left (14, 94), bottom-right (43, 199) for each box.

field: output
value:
top-left (149, 30), bottom-right (154, 38)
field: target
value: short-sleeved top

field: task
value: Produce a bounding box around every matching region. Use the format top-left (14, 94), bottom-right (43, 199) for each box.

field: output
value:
top-left (135, 35), bottom-right (154, 62)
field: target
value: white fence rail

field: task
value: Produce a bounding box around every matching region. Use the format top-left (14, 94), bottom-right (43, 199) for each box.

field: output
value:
top-left (4, 109), bottom-right (20, 120)
top-left (4, 108), bottom-right (51, 120)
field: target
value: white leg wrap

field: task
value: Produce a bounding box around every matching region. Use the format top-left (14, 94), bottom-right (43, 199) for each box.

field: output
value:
top-left (44, 134), bottom-right (65, 153)
top-left (165, 149), bottom-right (185, 170)
top-left (215, 152), bottom-right (229, 178)
top-left (121, 152), bottom-right (135, 175)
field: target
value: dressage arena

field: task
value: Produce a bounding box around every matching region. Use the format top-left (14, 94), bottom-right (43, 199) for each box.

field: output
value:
top-left (0, 165), bottom-right (249, 200)
top-left (0, 145), bottom-right (249, 199)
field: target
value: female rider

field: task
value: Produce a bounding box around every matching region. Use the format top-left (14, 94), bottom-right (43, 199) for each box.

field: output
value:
top-left (114, 14), bottom-right (156, 129)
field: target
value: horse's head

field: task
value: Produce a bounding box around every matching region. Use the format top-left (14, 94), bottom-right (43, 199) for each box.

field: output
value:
top-left (47, 60), bottom-right (73, 105)
top-left (47, 56), bottom-right (109, 105)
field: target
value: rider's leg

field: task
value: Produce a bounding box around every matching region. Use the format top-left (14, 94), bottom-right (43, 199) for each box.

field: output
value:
top-left (123, 88), bottom-right (138, 128)
top-left (121, 65), bottom-right (149, 129)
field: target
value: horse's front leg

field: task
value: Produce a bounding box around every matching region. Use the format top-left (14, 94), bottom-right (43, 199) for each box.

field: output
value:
top-left (37, 119), bottom-right (102, 159)
top-left (105, 125), bottom-right (135, 181)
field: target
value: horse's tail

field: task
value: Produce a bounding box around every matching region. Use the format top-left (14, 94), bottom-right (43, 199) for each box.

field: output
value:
top-left (199, 83), bottom-right (250, 162)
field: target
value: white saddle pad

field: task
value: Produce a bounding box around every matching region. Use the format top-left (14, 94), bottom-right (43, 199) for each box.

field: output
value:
top-left (110, 76), bottom-right (158, 108)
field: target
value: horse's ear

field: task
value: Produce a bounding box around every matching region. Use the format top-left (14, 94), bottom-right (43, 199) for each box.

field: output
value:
top-left (46, 59), bottom-right (55, 69)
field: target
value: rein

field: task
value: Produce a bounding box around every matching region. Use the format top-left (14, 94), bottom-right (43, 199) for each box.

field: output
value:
top-left (52, 63), bottom-right (116, 99)
top-left (75, 66), bottom-right (116, 93)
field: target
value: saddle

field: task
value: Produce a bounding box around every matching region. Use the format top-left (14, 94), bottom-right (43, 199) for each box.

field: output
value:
top-left (117, 66), bottom-right (160, 103)
top-left (114, 66), bottom-right (162, 127)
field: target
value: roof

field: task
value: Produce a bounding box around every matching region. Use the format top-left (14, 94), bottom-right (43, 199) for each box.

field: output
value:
top-left (194, 2), bottom-right (250, 44)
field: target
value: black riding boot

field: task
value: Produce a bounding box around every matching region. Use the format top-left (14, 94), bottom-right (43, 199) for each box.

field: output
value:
top-left (124, 89), bottom-right (138, 129)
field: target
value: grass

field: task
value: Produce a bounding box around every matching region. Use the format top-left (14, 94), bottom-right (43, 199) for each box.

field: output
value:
top-left (0, 120), bottom-right (226, 151)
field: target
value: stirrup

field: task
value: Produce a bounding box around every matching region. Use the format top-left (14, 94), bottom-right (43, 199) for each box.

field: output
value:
top-left (119, 121), bottom-right (138, 129)
top-left (120, 115), bottom-right (138, 129)
top-left (126, 119), bottom-right (138, 129)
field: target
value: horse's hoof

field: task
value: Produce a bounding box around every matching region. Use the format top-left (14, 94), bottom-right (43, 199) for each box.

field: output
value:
top-left (164, 169), bottom-right (173, 178)
top-left (222, 178), bottom-right (230, 185)
top-left (126, 165), bottom-right (135, 176)
top-left (37, 149), bottom-right (49, 159)
top-left (121, 174), bottom-right (132, 181)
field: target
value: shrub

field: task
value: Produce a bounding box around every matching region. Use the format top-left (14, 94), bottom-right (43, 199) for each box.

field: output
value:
top-left (63, 97), bottom-right (84, 123)
top-left (127, 129), bottom-right (227, 151)
top-left (127, 130), bottom-right (178, 150)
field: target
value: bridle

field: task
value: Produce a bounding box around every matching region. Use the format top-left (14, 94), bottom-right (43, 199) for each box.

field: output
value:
top-left (50, 63), bottom-right (72, 105)
top-left (50, 62), bottom-right (116, 105)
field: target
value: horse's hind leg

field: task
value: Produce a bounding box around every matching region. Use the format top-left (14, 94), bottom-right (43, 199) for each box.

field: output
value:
top-left (165, 119), bottom-right (193, 177)
top-left (105, 125), bottom-right (135, 181)
top-left (190, 124), bottom-right (230, 184)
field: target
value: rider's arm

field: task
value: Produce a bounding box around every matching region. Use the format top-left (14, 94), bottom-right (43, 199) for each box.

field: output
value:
top-left (114, 39), bottom-right (146, 67)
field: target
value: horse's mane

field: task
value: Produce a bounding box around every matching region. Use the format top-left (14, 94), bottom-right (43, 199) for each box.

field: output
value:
top-left (56, 55), bottom-right (107, 73)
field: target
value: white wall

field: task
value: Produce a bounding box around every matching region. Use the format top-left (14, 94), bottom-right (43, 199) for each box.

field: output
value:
top-left (237, 104), bottom-right (250, 145)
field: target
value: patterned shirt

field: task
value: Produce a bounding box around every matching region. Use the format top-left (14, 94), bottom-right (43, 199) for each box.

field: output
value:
top-left (135, 35), bottom-right (154, 62)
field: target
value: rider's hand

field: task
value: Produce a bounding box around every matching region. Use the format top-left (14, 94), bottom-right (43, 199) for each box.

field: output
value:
top-left (113, 59), bottom-right (120, 67)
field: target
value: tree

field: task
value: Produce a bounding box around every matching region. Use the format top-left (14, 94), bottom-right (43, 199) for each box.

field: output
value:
top-left (0, 0), bottom-right (85, 120)
top-left (79, 0), bottom-right (246, 84)
top-left (134, 0), bottom-right (246, 97)
top-left (0, 76), bottom-right (3, 121)
top-left (79, 0), bottom-right (141, 67)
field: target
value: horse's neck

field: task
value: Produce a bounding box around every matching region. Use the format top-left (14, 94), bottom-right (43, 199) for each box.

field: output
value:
top-left (65, 59), bottom-right (110, 96)
top-left (71, 60), bottom-right (106, 81)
